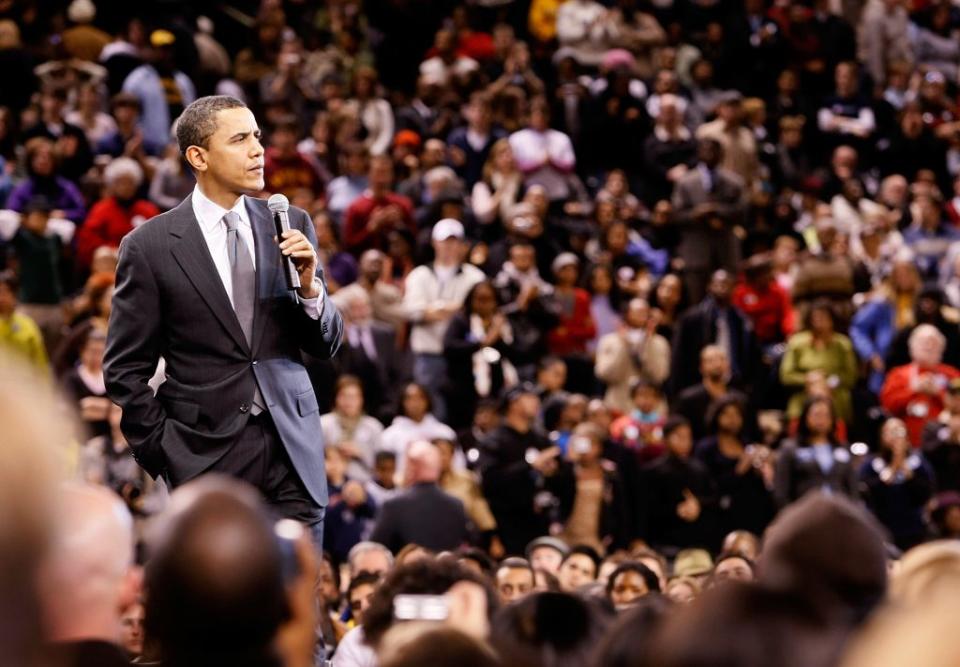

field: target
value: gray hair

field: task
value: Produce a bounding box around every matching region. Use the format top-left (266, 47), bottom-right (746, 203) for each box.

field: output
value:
top-left (175, 95), bottom-right (247, 156)
top-left (348, 541), bottom-right (394, 571)
top-left (103, 156), bottom-right (143, 188)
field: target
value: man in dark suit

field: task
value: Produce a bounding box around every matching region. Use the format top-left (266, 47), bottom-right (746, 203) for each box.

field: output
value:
top-left (671, 138), bottom-right (747, 304)
top-left (104, 96), bottom-right (343, 540)
top-left (370, 440), bottom-right (469, 553)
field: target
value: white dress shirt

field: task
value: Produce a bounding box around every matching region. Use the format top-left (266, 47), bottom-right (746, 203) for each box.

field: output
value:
top-left (191, 185), bottom-right (323, 320)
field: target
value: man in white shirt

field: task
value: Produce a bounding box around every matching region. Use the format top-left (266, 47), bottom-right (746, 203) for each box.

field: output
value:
top-left (403, 218), bottom-right (484, 421)
top-left (104, 96), bottom-right (343, 542)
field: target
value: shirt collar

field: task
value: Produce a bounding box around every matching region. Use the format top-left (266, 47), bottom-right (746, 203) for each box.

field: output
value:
top-left (192, 184), bottom-right (250, 234)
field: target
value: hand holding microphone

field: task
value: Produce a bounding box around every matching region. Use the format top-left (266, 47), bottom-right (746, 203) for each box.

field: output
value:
top-left (268, 194), bottom-right (320, 299)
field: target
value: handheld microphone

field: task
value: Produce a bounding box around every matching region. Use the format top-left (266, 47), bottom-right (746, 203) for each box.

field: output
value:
top-left (267, 193), bottom-right (302, 292)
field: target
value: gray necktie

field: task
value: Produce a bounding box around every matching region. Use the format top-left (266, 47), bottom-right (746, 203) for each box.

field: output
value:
top-left (223, 211), bottom-right (264, 414)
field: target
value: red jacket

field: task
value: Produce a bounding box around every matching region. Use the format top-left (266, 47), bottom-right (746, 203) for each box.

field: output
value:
top-left (547, 288), bottom-right (596, 356)
top-left (342, 192), bottom-right (416, 254)
top-left (732, 280), bottom-right (794, 345)
top-left (880, 362), bottom-right (960, 446)
top-left (76, 197), bottom-right (159, 269)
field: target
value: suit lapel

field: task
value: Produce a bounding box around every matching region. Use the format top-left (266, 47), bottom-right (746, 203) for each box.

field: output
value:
top-left (248, 197), bottom-right (281, 357)
top-left (168, 195), bottom-right (250, 355)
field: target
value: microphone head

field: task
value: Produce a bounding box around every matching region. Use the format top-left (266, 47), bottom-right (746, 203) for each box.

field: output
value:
top-left (267, 193), bottom-right (290, 213)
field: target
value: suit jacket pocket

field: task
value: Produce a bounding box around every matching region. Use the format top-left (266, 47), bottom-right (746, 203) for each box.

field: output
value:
top-left (296, 390), bottom-right (319, 417)
top-left (165, 398), bottom-right (200, 426)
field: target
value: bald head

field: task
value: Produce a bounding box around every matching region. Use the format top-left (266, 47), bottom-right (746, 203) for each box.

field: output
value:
top-left (145, 476), bottom-right (289, 663)
top-left (405, 441), bottom-right (442, 484)
top-left (43, 483), bottom-right (134, 642)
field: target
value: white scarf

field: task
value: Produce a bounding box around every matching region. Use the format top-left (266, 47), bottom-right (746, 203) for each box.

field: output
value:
top-left (471, 314), bottom-right (519, 397)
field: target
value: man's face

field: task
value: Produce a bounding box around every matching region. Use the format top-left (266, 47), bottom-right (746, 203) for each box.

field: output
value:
top-left (701, 348), bottom-right (728, 380)
top-left (194, 107), bottom-right (265, 194)
top-left (713, 557), bottom-right (754, 582)
top-left (360, 252), bottom-right (384, 282)
top-left (625, 300), bottom-right (650, 329)
top-left (369, 159), bottom-right (394, 191)
top-left (112, 174), bottom-right (139, 201)
top-left (349, 582), bottom-right (376, 620)
top-left (708, 271), bottom-right (733, 302)
top-left (374, 458), bottom-right (396, 488)
top-left (610, 571), bottom-right (649, 609)
top-left (529, 546), bottom-right (563, 574)
top-left (510, 245), bottom-right (535, 272)
top-left (432, 237), bottom-right (464, 265)
top-left (558, 554), bottom-right (596, 591)
top-left (497, 566), bottom-right (535, 604)
top-left (120, 603), bottom-right (145, 656)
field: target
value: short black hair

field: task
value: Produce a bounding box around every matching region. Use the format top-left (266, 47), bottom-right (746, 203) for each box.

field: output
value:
top-left (176, 95), bottom-right (247, 156)
top-left (374, 450), bottom-right (397, 465)
top-left (662, 415), bottom-right (691, 439)
top-left (606, 561), bottom-right (662, 598)
top-left (347, 571), bottom-right (382, 599)
top-left (497, 557), bottom-right (536, 581)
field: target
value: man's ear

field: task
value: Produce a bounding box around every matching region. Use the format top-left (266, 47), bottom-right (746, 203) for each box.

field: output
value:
top-left (185, 145), bottom-right (208, 173)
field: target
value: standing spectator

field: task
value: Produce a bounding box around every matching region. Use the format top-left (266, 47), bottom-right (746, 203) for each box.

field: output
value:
top-left (732, 253), bottom-right (795, 348)
top-left (66, 83), bottom-right (118, 149)
top-left (9, 196), bottom-right (65, 353)
top-left (773, 397), bottom-right (858, 508)
top-left (471, 138), bottom-right (524, 231)
top-left (644, 93), bottom-right (697, 205)
top-left (556, 0), bottom-right (620, 67)
top-left (673, 345), bottom-right (750, 443)
top-left (857, 0), bottom-right (912, 87)
top-left (595, 297), bottom-right (670, 414)
top-left (817, 62), bottom-right (876, 150)
top-left (443, 281), bottom-right (530, 430)
top-left (671, 140), bottom-right (747, 303)
top-left (122, 30), bottom-right (197, 150)
top-left (671, 270), bottom-right (755, 396)
top-left (696, 93), bottom-right (761, 188)
top-left (403, 218), bottom-right (484, 421)
top-left (547, 253), bottom-right (596, 392)
top-left (881, 324), bottom-right (960, 446)
top-left (320, 375), bottom-right (384, 482)
top-left (326, 144), bottom-right (369, 224)
top-left (262, 116), bottom-right (325, 200)
top-left (343, 155), bottom-right (416, 254)
top-left (694, 395), bottom-right (775, 538)
top-left (370, 440), bottom-right (470, 553)
top-left (0, 271), bottom-right (48, 372)
top-left (448, 92), bottom-right (506, 189)
top-left (780, 300), bottom-right (858, 423)
top-left (76, 157), bottom-right (158, 272)
top-left (22, 85), bottom-right (94, 183)
top-left (509, 97), bottom-right (577, 203)
top-left (643, 416), bottom-right (717, 551)
top-left (480, 385), bottom-right (575, 555)
top-left (343, 66), bottom-right (394, 157)
top-left (859, 417), bottom-right (935, 550)
top-left (380, 383), bottom-right (457, 474)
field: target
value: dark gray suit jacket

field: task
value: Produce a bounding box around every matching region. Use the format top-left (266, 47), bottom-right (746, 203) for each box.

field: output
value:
top-left (369, 483), bottom-right (470, 554)
top-left (104, 194), bottom-right (343, 505)
top-left (671, 166), bottom-right (746, 270)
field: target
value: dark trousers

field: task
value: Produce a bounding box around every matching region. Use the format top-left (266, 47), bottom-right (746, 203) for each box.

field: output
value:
top-left (207, 411), bottom-right (325, 546)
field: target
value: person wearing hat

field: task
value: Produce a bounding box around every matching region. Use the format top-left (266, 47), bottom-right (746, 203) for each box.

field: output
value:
top-left (479, 384), bottom-right (575, 555)
top-left (673, 548), bottom-right (714, 581)
top-left (402, 218), bottom-right (484, 422)
top-left (525, 536), bottom-right (570, 575)
top-left (76, 157), bottom-right (159, 272)
top-left (695, 91), bottom-right (760, 188)
top-left (121, 29), bottom-right (196, 149)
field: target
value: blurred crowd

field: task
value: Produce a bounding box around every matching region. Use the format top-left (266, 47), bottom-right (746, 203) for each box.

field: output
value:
top-left (4, 0), bottom-right (960, 663)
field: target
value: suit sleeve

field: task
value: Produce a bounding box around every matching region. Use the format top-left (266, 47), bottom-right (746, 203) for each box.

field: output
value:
top-left (369, 502), bottom-right (399, 553)
top-left (295, 208), bottom-right (343, 359)
top-left (103, 234), bottom-right (167, 478)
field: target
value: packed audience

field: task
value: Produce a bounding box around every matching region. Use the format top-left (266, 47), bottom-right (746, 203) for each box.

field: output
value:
top-left (4, 0), bottom-right (960, 664)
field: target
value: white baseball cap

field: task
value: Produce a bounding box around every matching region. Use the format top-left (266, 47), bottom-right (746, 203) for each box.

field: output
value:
top-left (432, 218), bottom-right (465, 241)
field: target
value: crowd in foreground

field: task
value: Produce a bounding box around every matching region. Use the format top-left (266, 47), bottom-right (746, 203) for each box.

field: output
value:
top-left (4, 0), bottom-right (960, 663)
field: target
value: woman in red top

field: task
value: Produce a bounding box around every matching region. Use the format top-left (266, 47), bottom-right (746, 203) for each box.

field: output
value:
top-left (547, 252), bottom-right (596, 357)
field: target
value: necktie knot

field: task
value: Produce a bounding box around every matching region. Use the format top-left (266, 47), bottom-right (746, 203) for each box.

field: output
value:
top-left (222, 211), bottom-right (241, 232)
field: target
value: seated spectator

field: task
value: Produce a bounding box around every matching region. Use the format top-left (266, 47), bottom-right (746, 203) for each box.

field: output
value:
top-left (859, 417), bottom-right (935, 550)
top-left (61, 324), bottom-right (111, 440)
top-left (0, 270), bottom-right (48, 372)
top-left (643, 416), bottom-right (716, 551)
top-left (495, 557), bottom-right (537, 604)
top-left (419, 26), bottom-right (479, 87)
top-left (43, 484), bottom-right (136, 667)
top-left (66, 82), bottom-right (117, 148)
top-left (96, 92), bottom-right (164, 160)
top-left (343, 155), bottom-right (416, 255)
top-left (320, 375), bottom-right (384, 482)
top-left (792, 218), bottom-right (857, 327)
top-left (709, 553), bottom-right (756, 584)
top-left (526, 536), bottom-right (570, 576)
top-left (471, 137), bottom-right (524, 231)
top-left (547, 253), bottom-right (596, 391)
top-left (780, 300), bottom-right (858, 423)
top-left (448, 92), bottom-right (507, 190)
top-left (886, 284), bottom-right (960, 370)
top-left (881, 324), bottom-right (960, 446)
top-left (557, 545), bottom-right (601, 592)
top-left (609, 379), bottom-right (667, 464)
top-left (436, 437), bottom-right (500, 556)
top-left (22, 85), bottom-right (93, 182)
top-left (606, 561), bottom-right (660, 611)
top-left (556, 0), bottom-right (620, 67)
top-left (76, 157), bottom-right (158, 272)
top-left (595, 298), bottom-right (670, 415)
top-left (262, 115), bottom-right (325, 201)
top-left (5, 137), bottom-right (86, 222)
top-left (326, 144), bottom-right (369, 224)
top-left (903, 193), bottom-right (959, 280)
top-left (773, 397), bottom-right (858, 508)
top-left (695, 395), bottom-right (775, 538)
